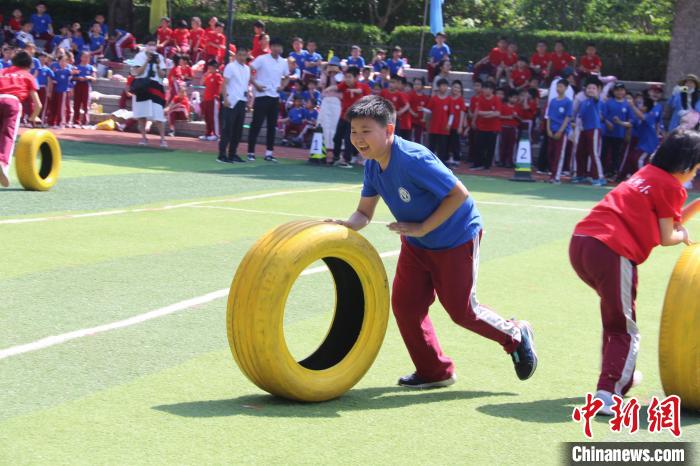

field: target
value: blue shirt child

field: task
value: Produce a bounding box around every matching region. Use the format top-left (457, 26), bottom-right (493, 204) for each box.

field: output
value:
top-left (36, 65), bottom-right (54, 88)
top-left (52, 66), bottom-right (73, 93)
top-left (361, 136), bottom-right (482, 250)
top-left (546, 97), bottom-right (573, 133)
top-left (429, 44), bottom-right (451, 63)
top-left (347, 56), bottom-right (365, 69)
top-left (31, 13), bottom-right (52, 35)
top-left (577, 97), bottom-right (605, 131)
top-left (603, 99), bottom-right (631, 139)
top-left (288, 106), bottom-right (305, 124)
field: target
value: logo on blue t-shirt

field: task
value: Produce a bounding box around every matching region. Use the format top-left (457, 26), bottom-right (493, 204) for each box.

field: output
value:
top-left (398, 187), bottom-right (411, 203)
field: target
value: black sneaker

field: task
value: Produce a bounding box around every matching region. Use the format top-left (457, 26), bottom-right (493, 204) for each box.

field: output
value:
top-left (398, 372), bottom-right (457, 389)
top-left (264, 155), bottom-right (278, 163)
top-left (229, 155), bottom-right (246, 163)
top-left (216, 156), bottom-right (228, 164)
top-left (247, 154), bottom-right (256, 161)
top-left (510, 320), bottom-right (538, 380)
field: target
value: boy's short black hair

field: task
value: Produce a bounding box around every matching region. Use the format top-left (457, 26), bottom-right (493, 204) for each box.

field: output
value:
top-left (528, 88), bottom-right (539, 99)
top-left (207, 59), bottom-right (218, 68)
top-left (293, 95), bottom-right (302, 101)
top-left (483, 81), bottom-right (496, 90)
top-left (472, 77), bottom-right (483, 85)
top-left (292, 36), bottom-right (303, 43)
top-left (436, 32), bottom-right (446, 38)
top-left (586, 42), bottom-right (596, 48)
top-left (346, 95), bottom-right (396, 127)
top-left (498, 36), bottom-right (508, 42)
top-left (584, 75), bottom-right (603, 88)
top-left (270, 37), bottom-right (283, 47)
top-left (651, 129), bottom-right (700, 173)
top-left (393, 45), bottom-right (402, 53)
top-left (556, 79), bottom-right (568, 88)
top-left (413, 76), bottom-right (425, 86)
top-left (451, 79), bottom-right (463, 88)
top-left (641, 96), bottom-right (654, 112)
top-left (236, 45), bottom-right (249, 53)
top-left (253, 20), bottom-right (266, 29)
top-left (436, 78), bottom-right (449, 87)
top-left (379, 64), bottom-right (389, 71)
top-left (345, 66), bottom-right (360, 77)
top-left (555, 39), bottom-right (565, 46)
top-left (537, 40), bottom-right (547, 46)
top-left (507, 89), bottom-right (519, 98)
top-left (12, 51), bottom-right (32, 69)
top-left (215, 22), bottom-right (224, 28)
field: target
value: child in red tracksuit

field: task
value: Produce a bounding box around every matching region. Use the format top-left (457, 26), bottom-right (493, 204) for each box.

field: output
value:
top-left (570, 129), bottom-right (700, 415)
top-left (424, 78), bottom-right (451, 163)
top-left (199, 60), bottom-right (223, 141)
top-left (330, 94), bottom-right (538, 388)
top-left (409, 77), bottom-right (429, 144)
top-left (165, 86), bottom-right (191, 136)
top-left (499, 90), bottom-right (520, 168)
top-left (72, 51), bottom-right (96, 127)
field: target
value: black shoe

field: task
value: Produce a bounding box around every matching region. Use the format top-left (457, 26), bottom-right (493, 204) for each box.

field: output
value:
top-left (264, 155), bottom-right (278, 163)
top-left (216, 156), bottom-right (228, 164)
top-left (229, 155), bottom-right (246, 163)
top-left (397, 372), bottom-right (457, 389)
top-left (510, 320), bottom-right (538, 380)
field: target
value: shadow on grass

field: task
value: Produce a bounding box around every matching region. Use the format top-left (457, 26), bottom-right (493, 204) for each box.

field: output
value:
top-left (153, 386), bottom-right (517, 419)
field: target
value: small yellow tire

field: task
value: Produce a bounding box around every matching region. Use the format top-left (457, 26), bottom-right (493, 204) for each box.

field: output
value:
top-left (227, 220), bottom-right (390, 402)
top-left (15, 129), bottom-right (62, 191)
top-left (659, 244), bottom-right (700, 411)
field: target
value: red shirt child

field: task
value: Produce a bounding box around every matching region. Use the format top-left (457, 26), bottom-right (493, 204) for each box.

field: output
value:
top-left (9, 13), bottom-right (23, 33)
top-left (337, 81), bottom-right (371, 119)
top-left (579, 54), bottom-right (602, 74)
top-left (530, 52), bottom-right (550, 76)
top-left (574, 164), bottom-right (688, 265)
top-left (516, 96), bottom-right (538, 122)
top-left (156, 25), bottom-right (173, 47)
top-left (170, 94), bottom-right (191, 115)
top-left (205, 28), bottom-right (226, 61)
top-left (511, 66), bottom-right (532, 89)
top-left (488, 47), bottom-right (506, 67)
top-left (449, 95), bottom-right (466, 130)
top-left (550, 50), bottom-right (575, 77)
top-left (409, 90), bottom-right (429, 128)
top-left (0, 66), bottom-right (39, 102)
top-left (500, 102), bottom-right (519, 128)
top-left (190, 27), bottom-right (206, 54)
top-left (380, 88), bottom-right (409, 130)
top-left (172, 28), bottom-right (190, 48)
top-left (426, 94), bottom-right (451, 136)
top-left (474, 93), bottom-right (502, 132)
top-left (203, 70), bottom-right (224, 101)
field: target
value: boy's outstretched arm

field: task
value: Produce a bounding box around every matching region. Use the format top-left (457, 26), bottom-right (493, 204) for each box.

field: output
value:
top-left (681, 198), bottom-right (700, 224)
top-left (659, 217), bottom-right (692, 246)
top-left (328, 195), bottom-right (380, 232)
top-left (388, 181), bottom-right (469, 237)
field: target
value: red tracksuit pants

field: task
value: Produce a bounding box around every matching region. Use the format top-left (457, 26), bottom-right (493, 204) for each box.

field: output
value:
top-left (47, 91), bottom-right (70, 127)
top-left (575, 129), bottom-right (604, 179)
top-left (569, 235), bottom-right (639, 396)
top-left (73, 81), bottom-right (90, 126)
top-left (0, 94), bottom-right (22, 172)
top-left (201, 99), bottom-right (220, 137)
top-left (392, 234), bottom-right (521, 382)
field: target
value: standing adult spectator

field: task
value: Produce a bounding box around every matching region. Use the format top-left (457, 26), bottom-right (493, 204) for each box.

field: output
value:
top-left (219, 47), bottom-right (250, 163)
top-left (247, 37), bottom-right (289, 162)
top-left (667, 74), bottom-right (700, 132)
top-left (129, 37), bottom-right (168, 147)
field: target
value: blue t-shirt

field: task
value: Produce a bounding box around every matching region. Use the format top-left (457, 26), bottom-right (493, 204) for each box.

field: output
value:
top-left (372, 59), bottom-right (387, 73)
top-left (289, 50), bottom-right (307, 72)
top-left (36, 65), bottom-right (54, 87)
top-left (347, 56), bottom-right (365, 69)
top-left (546, 97), bottom-right (573, 133)
top-left (71, 35), bottom-right (86, 53)
top-left (0, 59), bottom-right (11, 69)
top-left (304, 52), bottom-right (322, 76)
top-left (89, 34), bottom-right (105, 52)
top-left (31, 13), bottom-right (52, 35)
top-left (97, 23), bottom-right (108, 36)
top-left (650, 102), bottom-right (665, 132)
top-left (288, 106), bottom-right (305, 124)
top-left (74, 64), bottom-right (95, 80)
top-left (577, 97), bottom-right (605, 131)
top-left (302, 89), bottom-right (321, 104)
top-left (52, 66), bottom-right (73, 93)
top-left (633, 112), bottom-right (660, 154)
top-left (304, 108), bottom-right (318, 122)
top-left (386, 58), bottom-right (405, 76)
top-left (361, 136), bottom-right (482, 250)
top-left (429, 44), bottom-right (451, 63)
top-left (603, 99), bottom-right (631, 139)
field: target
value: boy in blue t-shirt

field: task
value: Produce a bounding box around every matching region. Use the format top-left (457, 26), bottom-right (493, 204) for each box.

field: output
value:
top-left (602, 82), bottom-right (632, 179)
top-left (30, 2), bottom-right (53, 41)
top-left (573, 77), bottom-right (606, 185)
top-left (329, 95), bottom-right (538, 388)
top-left (429, 32), bottom-right (451, 66)
top-left (386, 46), bottom-right (406, 76)
top-left (35, 52), bottom-right (54, 125)
top-left (302, 40), bottom-right (322, 79)
top-left (546, 79), bottom-right (573, 183)
top-left (346, 45), bottom-right (365, 68)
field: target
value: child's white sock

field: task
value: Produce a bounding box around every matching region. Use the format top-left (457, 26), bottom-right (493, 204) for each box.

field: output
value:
top-left (265, 150), bottom-right (273, 157)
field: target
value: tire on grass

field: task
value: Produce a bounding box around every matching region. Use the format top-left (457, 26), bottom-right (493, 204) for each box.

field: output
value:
top-left (15, 129), bottom-right (62, 191)
top-left (227, 220), bottom-right (390, 402)
top-left (659, 244), bottom-right (700, 411)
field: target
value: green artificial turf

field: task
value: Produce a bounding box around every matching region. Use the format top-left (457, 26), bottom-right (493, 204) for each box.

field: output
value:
top-left (1, 142), bottom-right (698, 465)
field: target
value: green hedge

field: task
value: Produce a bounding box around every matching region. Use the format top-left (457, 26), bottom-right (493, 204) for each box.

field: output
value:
top-left (389, 26), bottom-right (670, 82)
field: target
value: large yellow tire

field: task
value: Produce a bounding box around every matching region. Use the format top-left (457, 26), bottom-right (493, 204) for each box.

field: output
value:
top-left (15, 129), bottom-right (61, 191)
top-left (659, 244), bottom-right (700, 410)
top-left (227, 220), bottom-right (390, 402)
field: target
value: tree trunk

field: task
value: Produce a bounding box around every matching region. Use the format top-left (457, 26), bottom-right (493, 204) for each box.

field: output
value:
top-left (108, 0), bottom-right (134, 32)
top-left (664, 0), bottom-right (700, 95)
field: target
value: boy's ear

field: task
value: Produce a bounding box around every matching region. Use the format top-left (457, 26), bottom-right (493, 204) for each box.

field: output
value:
top-left (386, 123), bottom-right (395, 137)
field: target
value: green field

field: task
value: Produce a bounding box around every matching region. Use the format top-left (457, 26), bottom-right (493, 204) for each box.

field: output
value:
top-left (1, 141), bottom-right (698, 465)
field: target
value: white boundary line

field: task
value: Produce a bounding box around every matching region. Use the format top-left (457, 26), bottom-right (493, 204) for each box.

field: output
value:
top-left (0, 185), bottom-right (359, 226)
top-left (188, 205), bottom-right (391, 225)
top-left (0, 250), bottom-right (400, 360)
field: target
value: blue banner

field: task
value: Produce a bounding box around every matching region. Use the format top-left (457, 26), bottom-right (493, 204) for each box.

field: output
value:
top-left (430, 0), bottom-right (444, 36)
